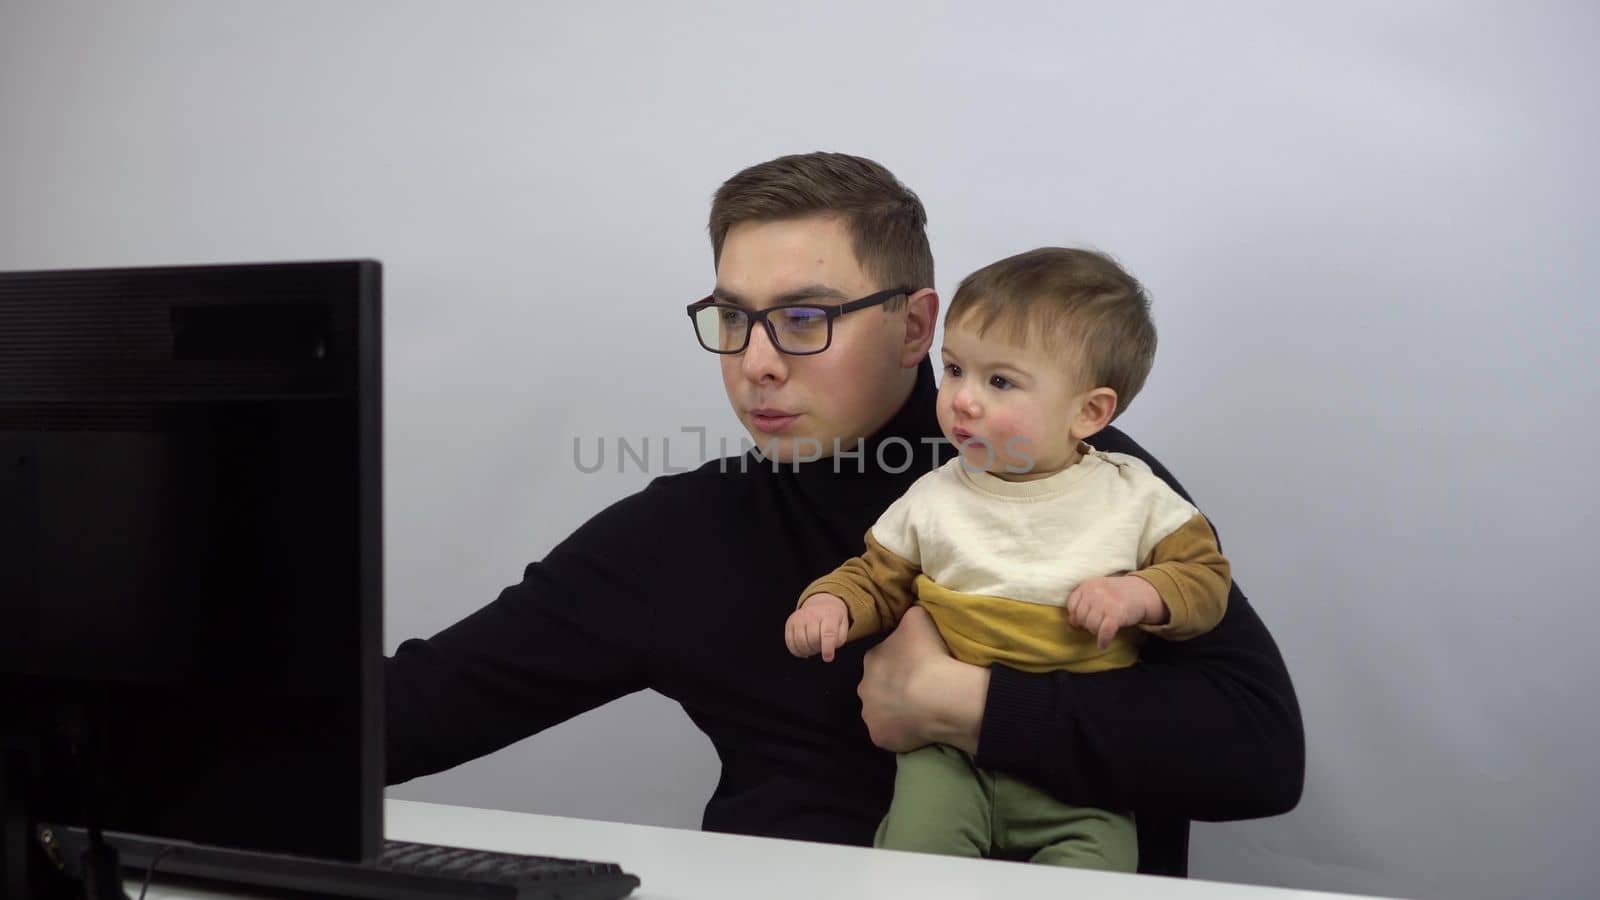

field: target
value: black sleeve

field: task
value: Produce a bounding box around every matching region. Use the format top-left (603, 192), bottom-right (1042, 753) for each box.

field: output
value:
top-left (972, 428), bottom-right (1306, 821)
top-left (384, 483), bottom-right (670, 785)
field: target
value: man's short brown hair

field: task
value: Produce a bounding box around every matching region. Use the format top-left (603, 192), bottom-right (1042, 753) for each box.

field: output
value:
top-left (709, 152), bottom-right (935, 305)
top-left (947, 247), bottom-right (1157, 419)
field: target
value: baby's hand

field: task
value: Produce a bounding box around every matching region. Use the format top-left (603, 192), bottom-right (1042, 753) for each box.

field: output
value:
top-left (1066, 576), bottom-right (1167, 650)
top-left (786, 593), bottom-right (851, 662)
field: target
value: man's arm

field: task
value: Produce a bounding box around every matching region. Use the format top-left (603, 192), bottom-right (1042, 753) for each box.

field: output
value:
top-left (858, 426), bottom-right (1305, 822)
top-left (385, 486), bottom-right (666, 785)
top-left (976, 582), bottom-right (1304, 820)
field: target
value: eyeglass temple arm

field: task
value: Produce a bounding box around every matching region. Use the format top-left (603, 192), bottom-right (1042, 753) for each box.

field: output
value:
top-left (836, 288), bottom-right (911, 316)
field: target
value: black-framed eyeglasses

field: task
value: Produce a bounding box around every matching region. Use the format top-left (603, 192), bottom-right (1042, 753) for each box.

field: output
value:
top-left (686, 287), bottom-right (911, 356)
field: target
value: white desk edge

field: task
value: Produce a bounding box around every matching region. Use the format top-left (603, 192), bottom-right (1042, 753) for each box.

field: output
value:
top-left (127, 798), bottom-right (1399, 900)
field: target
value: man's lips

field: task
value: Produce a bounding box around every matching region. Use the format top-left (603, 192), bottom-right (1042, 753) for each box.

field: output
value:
top-left (750, 408), bottom-right (801, 434)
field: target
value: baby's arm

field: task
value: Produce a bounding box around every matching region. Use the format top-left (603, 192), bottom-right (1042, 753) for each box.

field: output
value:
top-left (1131, 511), bottom-right (1231, 640)
top-left (1067, 512), bottom-right (1231, 649)
top-left (788, 532), bottom-right (922, 661)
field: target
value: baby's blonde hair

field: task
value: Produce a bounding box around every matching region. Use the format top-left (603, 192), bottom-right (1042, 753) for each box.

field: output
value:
top-left (946, 247), bottom-right (1157, 419)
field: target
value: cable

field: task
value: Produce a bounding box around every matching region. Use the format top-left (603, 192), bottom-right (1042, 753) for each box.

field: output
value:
top-left (138, 846), bottom-right (177, 900)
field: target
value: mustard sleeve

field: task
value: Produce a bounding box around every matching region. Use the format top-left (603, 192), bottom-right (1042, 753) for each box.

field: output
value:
top-left (1131, 512), bottom-right (1231, 640)
top-left (798, 531), bottom-right (922, 643)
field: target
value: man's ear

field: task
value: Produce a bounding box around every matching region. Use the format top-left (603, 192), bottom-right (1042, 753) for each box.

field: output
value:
top-left (1072, 387), bottom-right (1119, 440)
top-left (898, 288), bottom-right (940, 368)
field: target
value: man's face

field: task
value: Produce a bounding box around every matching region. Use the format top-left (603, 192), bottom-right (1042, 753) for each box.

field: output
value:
top-left (714, 215), bottom-right (910, 463)
top-left (936, 318), bottom-right (1088, 479)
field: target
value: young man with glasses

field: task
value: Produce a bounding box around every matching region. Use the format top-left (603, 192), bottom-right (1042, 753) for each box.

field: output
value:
top-left (385, 152), bottom-right (1304, 876)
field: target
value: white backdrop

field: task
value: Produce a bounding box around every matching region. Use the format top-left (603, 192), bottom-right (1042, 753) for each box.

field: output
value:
top-left (3, 2), bottom-right (1596, 898)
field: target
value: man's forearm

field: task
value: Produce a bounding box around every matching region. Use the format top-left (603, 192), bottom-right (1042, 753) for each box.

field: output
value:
top-left (973, 588), bottom-right (1306, 821)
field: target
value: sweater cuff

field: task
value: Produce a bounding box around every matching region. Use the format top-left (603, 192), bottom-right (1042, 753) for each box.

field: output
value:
top-left (1131, 568), bottom-right (1189, 636)
top-left (800, 578), bottom-right (876, 641)
top-left (974, 664), bottom-right (1057, 774)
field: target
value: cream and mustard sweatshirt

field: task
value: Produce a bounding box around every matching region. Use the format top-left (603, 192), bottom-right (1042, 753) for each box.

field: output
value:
top-left (800, 443), bottom-right (1230, 674)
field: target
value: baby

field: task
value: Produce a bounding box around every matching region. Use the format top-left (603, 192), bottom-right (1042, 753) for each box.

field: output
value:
top-left (785, 247), bottom-right (1231, 871)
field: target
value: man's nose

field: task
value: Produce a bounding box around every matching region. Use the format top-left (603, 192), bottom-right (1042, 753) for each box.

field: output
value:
top-left (740, 321), bottom-right (788, 382)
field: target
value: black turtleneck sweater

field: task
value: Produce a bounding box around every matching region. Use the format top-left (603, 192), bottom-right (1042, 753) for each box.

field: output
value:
top-left (385, 359), bottom-right (1304, 876)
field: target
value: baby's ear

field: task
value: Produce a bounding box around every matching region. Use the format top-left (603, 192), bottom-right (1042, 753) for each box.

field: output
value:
top-left (1073, 387), bottom-right (1119, 438)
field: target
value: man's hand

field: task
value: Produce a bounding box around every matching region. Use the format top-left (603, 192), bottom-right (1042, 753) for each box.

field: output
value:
top-left (786, 593), bottom-right (851, 661)
top-left (1066, 575), bottom-right (1168, 650)
top-left (858, 606), bottom-right (988, 754)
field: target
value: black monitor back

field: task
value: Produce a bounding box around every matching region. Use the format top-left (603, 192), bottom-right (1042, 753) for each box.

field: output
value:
top-left (0, 260), bottom-right (382, 863)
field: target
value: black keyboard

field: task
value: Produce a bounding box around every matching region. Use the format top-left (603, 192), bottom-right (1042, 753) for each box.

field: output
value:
top-left (49, 828), bottom-right (641, 900)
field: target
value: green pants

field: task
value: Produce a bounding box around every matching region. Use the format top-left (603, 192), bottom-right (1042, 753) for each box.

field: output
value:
top-left (874, 743), bottom-right (1137, 872)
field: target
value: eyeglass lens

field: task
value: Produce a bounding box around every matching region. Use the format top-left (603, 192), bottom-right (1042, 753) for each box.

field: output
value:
top-left (693, 305), bottom-right (830, 353)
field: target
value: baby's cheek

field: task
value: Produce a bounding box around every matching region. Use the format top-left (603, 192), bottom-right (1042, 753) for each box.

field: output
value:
top-left (991, 415), bottom-right (1029, 454)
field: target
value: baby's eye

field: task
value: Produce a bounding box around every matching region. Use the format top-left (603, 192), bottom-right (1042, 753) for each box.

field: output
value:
top-left (989, 375), bottom-right (1013, 390)
top-left (943, 363), bottom-right (961, 377)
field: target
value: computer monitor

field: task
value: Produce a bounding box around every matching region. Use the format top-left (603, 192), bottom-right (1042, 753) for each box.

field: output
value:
top-left (0, 260), bottom-right (383, 897)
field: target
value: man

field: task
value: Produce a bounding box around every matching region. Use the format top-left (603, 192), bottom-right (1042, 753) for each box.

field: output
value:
top-left (385, 152), bottom-right (1304, 876)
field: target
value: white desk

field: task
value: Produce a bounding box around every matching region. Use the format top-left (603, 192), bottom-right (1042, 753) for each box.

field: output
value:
top-left (129, 799), bottom-right (1391, 900)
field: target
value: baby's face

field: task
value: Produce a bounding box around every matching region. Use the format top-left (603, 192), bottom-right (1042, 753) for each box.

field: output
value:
top-left (936, 321), bottom-right (1087, 480)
